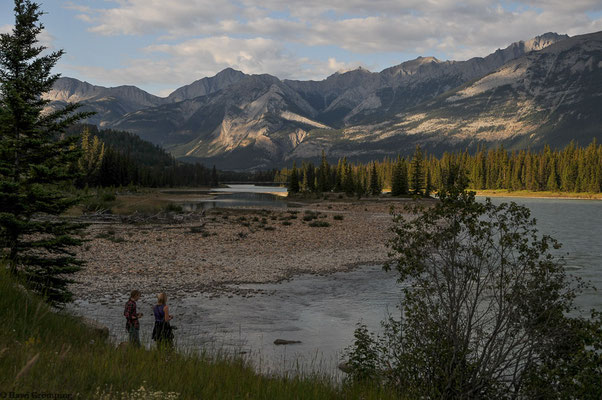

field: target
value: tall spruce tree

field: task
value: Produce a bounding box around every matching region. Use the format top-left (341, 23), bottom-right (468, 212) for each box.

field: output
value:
top-left (317, 150), bottom-right (330, 193)
top-left (369, 162), bottom-right (381, 195)
top-left (391, 157), bottom-right (408, 196)
top-left (288, 162), bottom-right (300, 194)
top-left (0, 0), bottom-right (91, 304)
top-left (410, 145), bottom-right (424, 196)
top-left (210, 165), bottom-right (219, 187)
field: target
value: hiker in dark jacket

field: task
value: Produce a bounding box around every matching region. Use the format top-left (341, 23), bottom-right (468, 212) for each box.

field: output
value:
top-left (152, 292), bottom-right (174, 346)
top-left (124, 290), bottom-right (143, 346)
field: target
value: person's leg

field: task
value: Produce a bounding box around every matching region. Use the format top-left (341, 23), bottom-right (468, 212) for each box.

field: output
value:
top-left (129, 326), bottom-right (141, 347)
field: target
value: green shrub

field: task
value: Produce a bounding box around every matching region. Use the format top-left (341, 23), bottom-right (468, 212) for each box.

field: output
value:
top-left (309, 221), bottom-right (330, 227)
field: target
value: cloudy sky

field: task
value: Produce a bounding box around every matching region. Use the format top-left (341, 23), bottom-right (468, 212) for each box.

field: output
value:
top-left (1, 0), bottom-right (601, 96)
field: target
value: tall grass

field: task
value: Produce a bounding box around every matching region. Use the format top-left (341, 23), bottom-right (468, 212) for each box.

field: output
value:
top-left (0, 267), bottom-right (397, 399)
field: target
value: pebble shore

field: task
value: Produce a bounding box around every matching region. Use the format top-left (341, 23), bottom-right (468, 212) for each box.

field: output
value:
top-left (71, 199), bottom-right (415, 301)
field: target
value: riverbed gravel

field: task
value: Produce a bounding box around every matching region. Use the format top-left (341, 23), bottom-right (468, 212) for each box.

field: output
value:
top-left (71, 199), bottom-right (417, 301)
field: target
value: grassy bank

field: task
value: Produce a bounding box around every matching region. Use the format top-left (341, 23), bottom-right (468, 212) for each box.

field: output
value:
top-left (67, 187), bottom-right (217, 216)
top-left (474, 189), bottom-right (602, 200)
top-left (0, 268), bottom-right (396, 399)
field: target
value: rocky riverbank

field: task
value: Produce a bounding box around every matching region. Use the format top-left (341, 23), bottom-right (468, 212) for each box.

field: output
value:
top-left (71, 198), bottom-right (421, 301)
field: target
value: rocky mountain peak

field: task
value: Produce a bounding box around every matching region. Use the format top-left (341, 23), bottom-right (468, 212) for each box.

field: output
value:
top-left (524, 32), bottom-right (569, 52)
top-left (166, 68), bottom-right (246, 102)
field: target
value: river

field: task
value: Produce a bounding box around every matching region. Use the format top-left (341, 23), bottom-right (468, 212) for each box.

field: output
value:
top-left (70, 187), bottom-right (602, 376)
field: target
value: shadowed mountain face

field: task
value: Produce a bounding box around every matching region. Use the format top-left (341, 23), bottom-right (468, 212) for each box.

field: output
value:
top-left (43, 78), bottom-right (165, 127)
top-left (44, 31), bottom-right (602, 169)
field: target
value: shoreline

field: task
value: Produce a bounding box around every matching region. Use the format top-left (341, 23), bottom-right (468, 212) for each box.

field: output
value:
top-left (474, 190), bottom-right (602, 200)
top-left (71, 199), bottom-right (401, 301)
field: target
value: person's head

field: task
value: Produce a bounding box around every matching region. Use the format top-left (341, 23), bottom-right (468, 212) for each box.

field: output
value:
top-left (157, 292), bottom-right (167, 305)
top-left (130, 290), bottom-right (141, 301)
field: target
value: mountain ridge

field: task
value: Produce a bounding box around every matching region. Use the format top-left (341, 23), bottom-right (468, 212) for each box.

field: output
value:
top-left (44, 31), bottom-right (602, 169)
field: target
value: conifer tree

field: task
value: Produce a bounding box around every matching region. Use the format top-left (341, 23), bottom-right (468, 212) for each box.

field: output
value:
top-left (391, 157), bottom-right (408, 196)
top-left (0, 0), bottom-right (91, 304)
top-left (211, 165), bottom-right (219, 187)
top-left (343, 164), bottom-right (355, 195)
top-left (288, 162), bottom-right (300, 194)
top-left (410, 145), bottom-right (424, 196)
top-left (317, 150), bottom-right (330, 193)
top-left (424, 167), bottom-right (432, 197)
top-left (369, 162), bottom-right (381, 196)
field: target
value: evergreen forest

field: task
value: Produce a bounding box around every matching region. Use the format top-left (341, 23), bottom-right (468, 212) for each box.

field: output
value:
top-left (277, 140), bottom-right (602, 196)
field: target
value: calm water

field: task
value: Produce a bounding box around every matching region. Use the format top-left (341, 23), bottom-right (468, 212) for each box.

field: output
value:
top-left (176, 184), bottom-right (292, 211)
top-left (71, 193), bottom-right (602, 376)
top-left (483, 197), bottom-right (602, 313)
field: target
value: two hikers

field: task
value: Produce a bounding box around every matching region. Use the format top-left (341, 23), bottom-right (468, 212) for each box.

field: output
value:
top-left (124, 290), bottom-right (174, 347)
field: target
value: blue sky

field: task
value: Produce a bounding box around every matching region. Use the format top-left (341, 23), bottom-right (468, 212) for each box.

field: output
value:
top-left (1, 0), bottom-right (601, 96)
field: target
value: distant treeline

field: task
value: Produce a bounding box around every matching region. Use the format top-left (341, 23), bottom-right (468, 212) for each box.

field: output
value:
top-left (69, 125), bottom-right (218, 188)
top-left (277, 140), bottom-right (602, 195)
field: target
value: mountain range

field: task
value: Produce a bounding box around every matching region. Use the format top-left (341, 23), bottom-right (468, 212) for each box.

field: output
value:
top-left (44, 31), bottom-right (602, 169)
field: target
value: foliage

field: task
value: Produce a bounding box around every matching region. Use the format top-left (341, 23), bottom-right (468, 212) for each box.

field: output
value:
top-left (0, 0), bottom-right (90, 304)
top-left (410, 145), bottom-right (424, 195)
top-left (77, 127), bottom-right (105, 186)
top-left (288, 161), bottom-right (300, 194)
top-left (369, 162), bottom-right (381, 195)
top-left (276, 140), bottom-right (602, 196)
top-left (345, 323), bottom-right (381, 382)
top-left (67, 125), bottom-right (227, 188)
top-left (391, 157), bottom-right (409, 196)
top-left (308, 220), bottom-right (330, 227)
top-left (346, 188), bottom-right (602, 398)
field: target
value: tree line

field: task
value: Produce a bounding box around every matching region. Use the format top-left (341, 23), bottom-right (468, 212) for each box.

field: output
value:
top-left (279, 140), bottom-right (602, 196)
top-left (72, 126), bottom-right (219, 188)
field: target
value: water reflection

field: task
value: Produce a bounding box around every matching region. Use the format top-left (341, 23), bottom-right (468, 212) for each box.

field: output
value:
top-left (175, 185), bottom-right (293, 211)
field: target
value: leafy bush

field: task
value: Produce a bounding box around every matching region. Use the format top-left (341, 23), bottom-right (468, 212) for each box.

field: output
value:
top-left (346, 189), bottom-right (602, 398)
top-left (333, 215), bottom-right (344, 220)
top-left (308, 221), bottom-right (330, 227)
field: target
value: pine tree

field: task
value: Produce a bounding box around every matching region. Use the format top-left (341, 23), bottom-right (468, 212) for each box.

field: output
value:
top-left (425, 167), bottom-right (432, 197)
top-left (391, 157), bottom-right (408, 196)
top-left (369, 162), bottom-right (381, 196)
top-left (211, 165), bottom-right (219, 187)
top-left (288, 162), bottom-right (300, 194)
top-left (0, 0), bottom-right (91, 304)
top-left (410, 145), bottom-right (424, 196)
top-left (317, 150), bottom-right (330, 193)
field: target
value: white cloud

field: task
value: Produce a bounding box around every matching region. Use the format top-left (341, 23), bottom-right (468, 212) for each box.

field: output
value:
top-left (65, 36), bottom-right (355, 93)
top-left (64, 0), bottom-right (602, 89)
top-left (76, 0), bottom-right (602, 54)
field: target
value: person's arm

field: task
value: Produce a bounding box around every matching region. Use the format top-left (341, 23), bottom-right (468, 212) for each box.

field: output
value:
top-left (133, 302), bottom-right (142, 319)
top-left (164, 305), bottom-right (173, 321)
top-left (125, 301), bottom-right (135, 320)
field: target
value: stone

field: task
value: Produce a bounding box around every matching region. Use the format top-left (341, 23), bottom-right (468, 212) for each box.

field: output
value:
top-left (338, 361), bottom-right (353, 373)
top-left (273, 339), bottom-right (301, 345)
